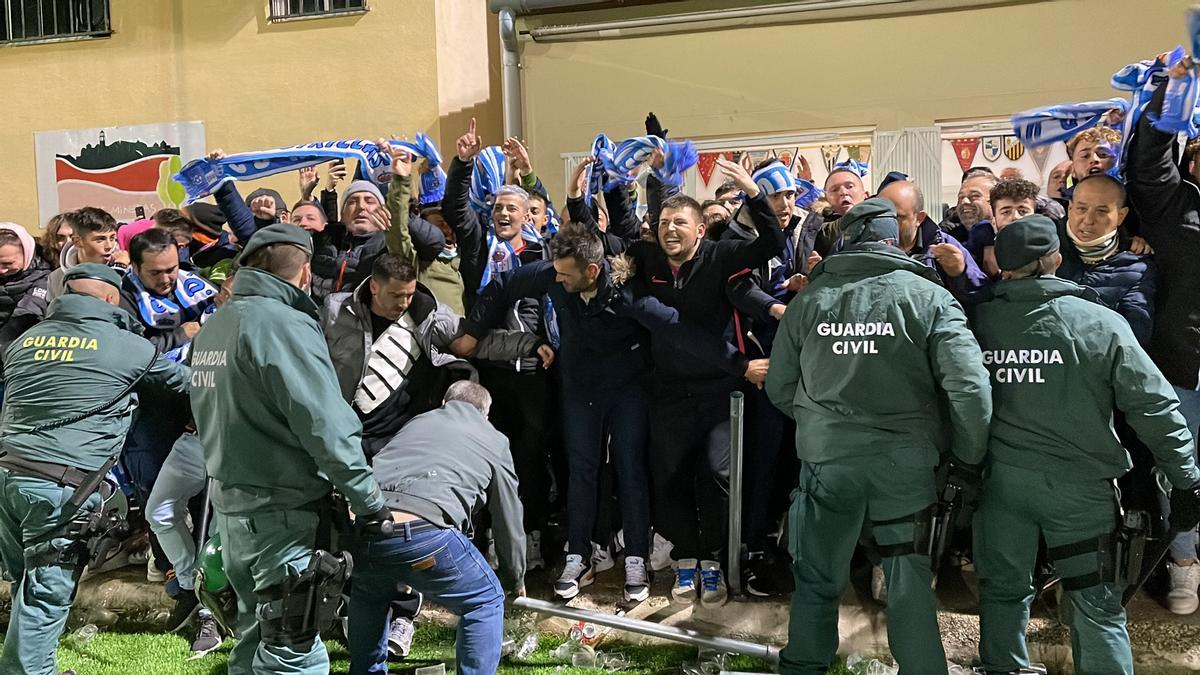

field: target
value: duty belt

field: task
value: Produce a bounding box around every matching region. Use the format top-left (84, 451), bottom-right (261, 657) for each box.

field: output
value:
top-left (0, 454), bottom-right (92, 487)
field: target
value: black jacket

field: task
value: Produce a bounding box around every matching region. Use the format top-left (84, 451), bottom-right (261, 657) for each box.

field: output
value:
top-left (466, 260), bottom-right (747, 392)
top-left (1056, 222), bottom-right (1155, 348)
top-left (0, 259), bottom-right (51, 354)
top-left (1125, 84), bottom-right (1200, 388)
top-left (626, 191), bottom-right (785, 390)
top-left (442, 156), bottom-right (548, 372)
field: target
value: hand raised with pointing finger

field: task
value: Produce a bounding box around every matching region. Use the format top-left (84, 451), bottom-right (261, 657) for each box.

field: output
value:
top-left (456, 117), bottom-right (482, 163)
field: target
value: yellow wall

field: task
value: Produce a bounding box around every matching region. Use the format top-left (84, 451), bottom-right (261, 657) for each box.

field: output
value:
top-left (0, 0), bottom-right (502, 230)
top-left (518, 0), bottom-right (1193, 195)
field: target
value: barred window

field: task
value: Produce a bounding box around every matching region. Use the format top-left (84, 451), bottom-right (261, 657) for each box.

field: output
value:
top-left (269, 0), bottom-right (367, 21)
top-left (1, 0), bottom-right (110, 44)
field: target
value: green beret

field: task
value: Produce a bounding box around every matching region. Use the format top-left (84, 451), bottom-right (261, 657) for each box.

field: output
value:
top-left (237, 223), bottom-right (313, 264)
top-left (63, 263), bottom-right (122, 290)
top-left (841, 197), bottom-right (900, 245)
top-left (995, 214), bottom-right (1059, 271)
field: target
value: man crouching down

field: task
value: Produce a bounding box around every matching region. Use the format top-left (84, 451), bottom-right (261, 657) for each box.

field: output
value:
top-left (348, 380), bottom-right (524, 675)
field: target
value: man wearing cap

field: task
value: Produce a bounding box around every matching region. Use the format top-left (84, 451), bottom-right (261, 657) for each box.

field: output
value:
top-left (970, 215), bottom-right (1200, 675)
top-left (0, 263), bottom-right (190, 675)
top-left (189, 224), bottom-right (392, 675)
top-left (766, 197), bottom-right (992, 674)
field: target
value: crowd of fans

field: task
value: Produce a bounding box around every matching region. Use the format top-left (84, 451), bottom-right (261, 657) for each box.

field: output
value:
top-left (1, 55), bottom-right (1199, 669)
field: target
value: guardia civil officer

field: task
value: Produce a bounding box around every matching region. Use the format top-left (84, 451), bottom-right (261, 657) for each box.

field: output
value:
top-left (971, 215), bottom-right (1200, 675)
top-left (189, 224), bottom-right (392, 675)
top-left (0, 263), bottom-right (190, 675)
top-left (765, 198), bottom-right (992, 675)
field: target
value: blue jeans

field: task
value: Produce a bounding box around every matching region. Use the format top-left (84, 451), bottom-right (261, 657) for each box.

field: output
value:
top-left (1169, 386), bottom-right (1200, 562)
top-left (562, 385), bottom-right (651, 559)
top-left (348, 525), bottom-right (505, 675)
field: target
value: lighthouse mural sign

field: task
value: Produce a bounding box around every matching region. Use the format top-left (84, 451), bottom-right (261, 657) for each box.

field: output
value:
top-left (35, 121), bottom-right (206, 226)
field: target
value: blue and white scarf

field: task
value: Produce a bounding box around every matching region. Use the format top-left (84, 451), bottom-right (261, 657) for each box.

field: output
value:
top-left (1010, 98), bottom-right (1131, 148)
top-left (751, 161), bottom-right (823, 209)
top-left (832, 159), bottom-right (869, 179)
top-left (174, 133), bottom-right (444, 203)
top-left (599, 136), bottom-right (698, 190)
top-left (469, 146), bottom-right (508, 218)
top-left (127, 268), bottom-right (217, 331)
top-left (585, 134), bottom-right (615, 207)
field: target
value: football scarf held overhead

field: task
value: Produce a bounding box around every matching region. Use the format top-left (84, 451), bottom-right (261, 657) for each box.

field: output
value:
top-left (1010, 98), bottom-right (1131, 148)
top-left (173, 133), bottom-right (445, 203)
top-left (127, 268), bottom-right (217, 330)
top-left (599, 135), bottom-right (698, 190)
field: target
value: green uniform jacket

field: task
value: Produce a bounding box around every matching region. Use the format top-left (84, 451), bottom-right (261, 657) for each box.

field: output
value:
top-left (970, 277), bottom-right (1200, 488)
top-left (0, 294), bottom-right (190, 470)
top-left (766, 243), bottom-right (992, 464)
top-left (189, 267), bottom-right (385, 516)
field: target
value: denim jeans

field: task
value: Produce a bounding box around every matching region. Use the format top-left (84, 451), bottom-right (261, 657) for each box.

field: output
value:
top-left (348, 525), bottom-right (505, 675)
top-left (1169, 386), bottom-right (1200, 562)
top-left (146, 432), bottom-right (208, 591)
top-left (562, 385), bottom-right (651, 559)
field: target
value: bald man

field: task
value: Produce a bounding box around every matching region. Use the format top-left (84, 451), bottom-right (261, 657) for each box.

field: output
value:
top-left (879, 180), bottom-right (990, 304)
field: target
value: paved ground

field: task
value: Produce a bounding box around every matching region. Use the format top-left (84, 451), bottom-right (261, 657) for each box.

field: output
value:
top-left (3, 561), bottom-right (1200, 673)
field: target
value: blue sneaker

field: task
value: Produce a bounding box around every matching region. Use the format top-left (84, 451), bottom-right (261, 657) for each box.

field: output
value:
top-left (671, 558), bottom-right (699, 604)
top-left (700, 560), bottom-right (727, 607)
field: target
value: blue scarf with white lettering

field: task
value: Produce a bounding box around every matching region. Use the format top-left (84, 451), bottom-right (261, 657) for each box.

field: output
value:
top-left (174, 134), bottom-right (444, 203)
top-left (1010, 98), bottom-right (1131, 148)
top-left (600, 136), bottom-right (698, 190)
top-left (127, 268), bottom-right (217, 331)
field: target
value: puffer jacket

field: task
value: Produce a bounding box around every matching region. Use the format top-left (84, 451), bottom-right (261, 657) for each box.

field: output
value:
top-left (1056, 222), bottom-right (1155, 347)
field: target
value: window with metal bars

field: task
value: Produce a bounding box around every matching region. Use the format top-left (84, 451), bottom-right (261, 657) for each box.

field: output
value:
top-left (268, 0), bottom-right (367, 21)
top-left (0, 0), bottom-right (110, 44)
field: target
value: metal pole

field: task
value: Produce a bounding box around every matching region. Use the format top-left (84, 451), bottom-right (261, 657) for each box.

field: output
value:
top-left (727, 391), bottom-right (745, 598)
top-left (513, 597), bottom-right (780, 664)
top-left (498, 8), bottom-right (524, 141)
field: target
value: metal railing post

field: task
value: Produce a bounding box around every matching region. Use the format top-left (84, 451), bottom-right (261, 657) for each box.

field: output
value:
top-left (513, 597), bottom-right (780, 663)
top-left (727, 391), bottom-right (745, 598)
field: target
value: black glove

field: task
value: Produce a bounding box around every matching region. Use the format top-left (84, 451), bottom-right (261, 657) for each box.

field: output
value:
top-left (946, 461), bottom-right (983, 493)
top-left (645, 112), bottom-right (668, 140)
top-left (1170, 484), bottom-right (1200, 532)
top-left (359, 504), bottom-right (395, 535)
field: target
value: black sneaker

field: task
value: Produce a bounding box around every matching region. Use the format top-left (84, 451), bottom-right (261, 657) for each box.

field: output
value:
top-left (166, 592), bottom-right (200, 633)
top-left (744, 551), bottom-right (781, 598)
top-left (190, 613), bottom-right (223, 657)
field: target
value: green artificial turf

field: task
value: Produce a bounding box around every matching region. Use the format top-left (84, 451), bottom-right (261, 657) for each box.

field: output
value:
top-left (4, 624), bottom-right (855, 674)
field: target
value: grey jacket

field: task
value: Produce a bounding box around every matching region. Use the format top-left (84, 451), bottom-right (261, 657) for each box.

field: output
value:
top-left (371, 400), bottom-right (526, 590)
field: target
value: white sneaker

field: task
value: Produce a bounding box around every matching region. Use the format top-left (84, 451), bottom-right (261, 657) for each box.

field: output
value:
top-left (146, 552), bottom-right (166, 583)
top-left (671, 558), bottom-right (699, 604)
top-left (1167, 561), bottom-right (1200, 615)
top-left (554, 554), bottom-right (594, 599)
top-left (592, 542), bottom-right (614, 573)
top-left (871, 563), bottom-right (888, 607)
top-left (624, 556), bottom-right (650, 602)
top-left (699, 560), bottom-right (727, 607)
top-left (650, 533), bottom-right (674, 572)
top-left (526, 530), bottom-right (545, 571)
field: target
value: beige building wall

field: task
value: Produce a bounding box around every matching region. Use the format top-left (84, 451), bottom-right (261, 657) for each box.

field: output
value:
top-left (517, 0), bottom-right (1193, 195)
top-left (0, 0), bottom-right (502, 230)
